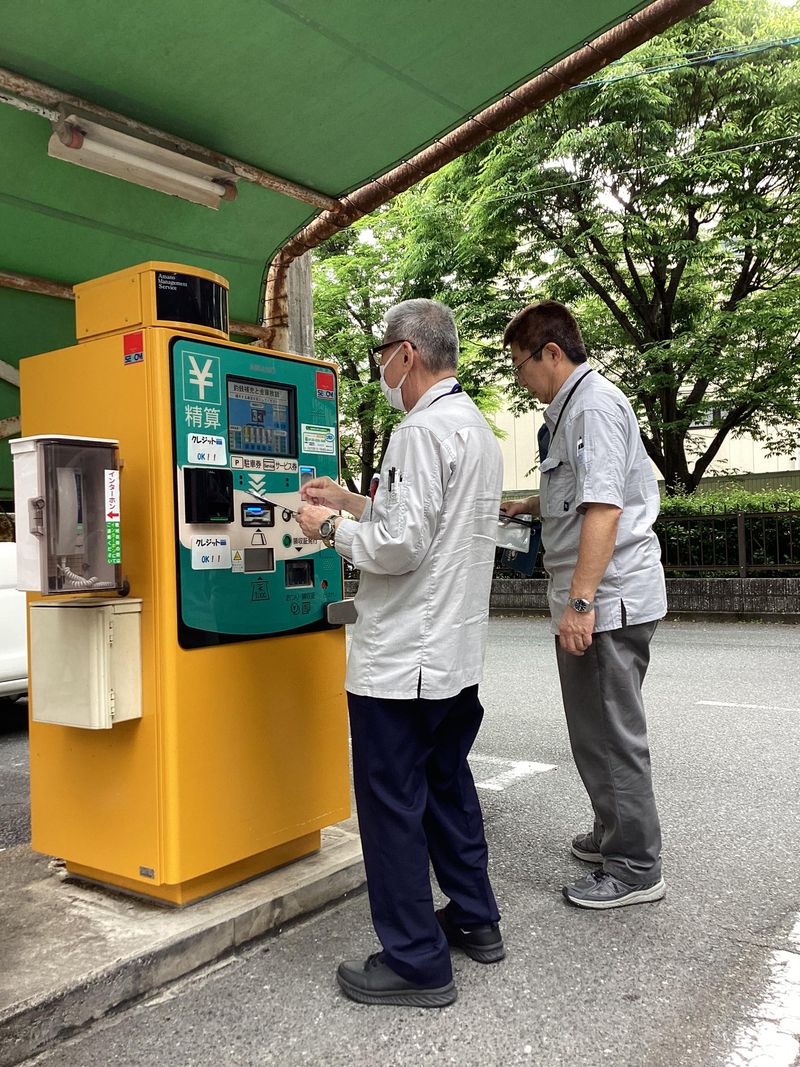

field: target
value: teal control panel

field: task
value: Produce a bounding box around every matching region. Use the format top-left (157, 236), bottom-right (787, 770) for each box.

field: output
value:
top-left (169, 337), bottom-right (342, 648)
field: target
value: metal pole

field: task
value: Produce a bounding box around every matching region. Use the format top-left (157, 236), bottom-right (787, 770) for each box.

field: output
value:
top-left (737, 512), bottom-right (747, 578)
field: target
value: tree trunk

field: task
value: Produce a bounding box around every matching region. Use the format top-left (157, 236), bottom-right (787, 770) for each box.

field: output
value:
top-left (359, 416), bottom-right (377, 495)
top-left (662, 429), bottom-right (694, 494)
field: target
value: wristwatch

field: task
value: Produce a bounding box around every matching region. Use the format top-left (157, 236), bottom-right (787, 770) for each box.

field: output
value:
top-left (319, 513), bottom-right (339, 548)
top-left (568, 597), bottom-right (595, 613)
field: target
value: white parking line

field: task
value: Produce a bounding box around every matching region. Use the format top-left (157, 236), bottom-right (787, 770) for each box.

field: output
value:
top-left (725, 915), bottom-right (800, 1067)
top-left (470, 754), bottom-right (556, 792)
top-left (696, 701), bottom-right (800, 714)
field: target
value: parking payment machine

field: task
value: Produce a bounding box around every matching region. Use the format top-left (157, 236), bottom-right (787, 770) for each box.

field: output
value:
top-left (15, 262), bottom-right (350, 904)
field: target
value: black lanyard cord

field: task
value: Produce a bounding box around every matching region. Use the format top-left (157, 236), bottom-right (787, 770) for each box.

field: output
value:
top-left (550, 369), bottom-right (593, 441)
top-left (428, 383), bottom-right (463, 407)
top-left (539, 369), bottom-right (593, 465)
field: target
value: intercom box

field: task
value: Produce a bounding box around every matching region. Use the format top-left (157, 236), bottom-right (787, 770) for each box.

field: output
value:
top-left (11, 435), bottom-right (121, 595)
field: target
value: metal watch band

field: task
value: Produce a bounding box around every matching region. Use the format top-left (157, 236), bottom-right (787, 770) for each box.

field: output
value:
top-left (321, 513), bottom-right (338, 547)
top-left (568, 596), bottom-right (595, 613)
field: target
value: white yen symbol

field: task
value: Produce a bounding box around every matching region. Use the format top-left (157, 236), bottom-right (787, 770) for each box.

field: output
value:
top-left (187, 356), bottom-right (214, 399)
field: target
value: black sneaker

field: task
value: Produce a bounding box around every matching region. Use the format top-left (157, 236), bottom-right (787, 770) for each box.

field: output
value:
top-left (570, 831), bottom-right (603, 863)
top-left (436, 908), bottom-right (505, 963)
top-left (563, 869), bottom-right (666, 910)
top-left (336, 953), bottom-right (457, 1007)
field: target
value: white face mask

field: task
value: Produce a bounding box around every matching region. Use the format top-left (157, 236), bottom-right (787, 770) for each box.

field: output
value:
top-left (379, 343), bottom-right (409, 412)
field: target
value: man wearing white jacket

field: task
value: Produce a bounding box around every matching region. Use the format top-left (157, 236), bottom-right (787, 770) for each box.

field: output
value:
top-left (297, 299), bottom-right (503, 1007)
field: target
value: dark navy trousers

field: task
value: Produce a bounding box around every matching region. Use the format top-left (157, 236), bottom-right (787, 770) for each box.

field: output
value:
top-left (348, 684), bottom-right (500, 987)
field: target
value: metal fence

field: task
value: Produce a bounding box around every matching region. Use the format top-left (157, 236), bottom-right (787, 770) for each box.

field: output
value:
top-left (655, 509), bottom-right (800, 577)
top-left (494, 509), bottom-right (800, 578)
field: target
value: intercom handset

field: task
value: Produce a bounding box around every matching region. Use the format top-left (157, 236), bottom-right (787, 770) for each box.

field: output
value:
top-left (55, 467), bottom-right (85, 556)
top-left (53, 466), bottom-right (97, 588)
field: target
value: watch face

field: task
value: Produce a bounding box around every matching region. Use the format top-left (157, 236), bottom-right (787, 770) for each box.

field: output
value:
top-left (320, 520), bottom-right (332, 538)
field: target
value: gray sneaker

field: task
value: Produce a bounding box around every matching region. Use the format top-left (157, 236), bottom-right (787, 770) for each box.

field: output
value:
top-left (563, 870), bottom-right (666, 910)
top-left (570, 831), bottom-right (602, 863)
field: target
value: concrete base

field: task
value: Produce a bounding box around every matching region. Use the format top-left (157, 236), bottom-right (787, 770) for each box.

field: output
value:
top-left (0, 821), bottom-right (364, 1067)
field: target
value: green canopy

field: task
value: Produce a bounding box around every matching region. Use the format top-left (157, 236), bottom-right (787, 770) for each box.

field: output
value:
top-left (0, 0), bottom-right (656, 494)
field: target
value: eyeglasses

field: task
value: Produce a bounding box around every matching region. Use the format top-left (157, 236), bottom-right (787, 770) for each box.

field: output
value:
top-left (370, 339), bottom-right (417, 367)
top-left (512, 342), bottom-right (547, 379)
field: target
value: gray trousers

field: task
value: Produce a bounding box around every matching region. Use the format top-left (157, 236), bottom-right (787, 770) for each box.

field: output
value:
top-left (555, 621), bottom-right (662, 885)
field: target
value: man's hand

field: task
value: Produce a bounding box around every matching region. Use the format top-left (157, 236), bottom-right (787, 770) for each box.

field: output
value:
top-left (300, 476), bottom-right (348, 511)
top-left (296, 503), bottom-right (333, 540)
top-left (500, 496), bottom-right (539, 520)
top-left (558, 605), bottom-right (595, 657)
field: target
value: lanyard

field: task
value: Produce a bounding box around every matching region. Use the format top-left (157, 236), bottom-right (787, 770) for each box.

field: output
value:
top-left (549, 369), bottom-right (593, 445)
top-left (428, 382), bottom-right (463, 407)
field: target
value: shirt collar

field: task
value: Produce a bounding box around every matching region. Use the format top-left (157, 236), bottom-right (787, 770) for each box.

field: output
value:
top-left (544, 364), bottom-right (591, 429)
top-left (406, 376), bottom-right (459, 417)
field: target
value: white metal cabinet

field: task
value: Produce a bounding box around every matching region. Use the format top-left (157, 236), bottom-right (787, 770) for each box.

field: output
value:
top-left (29, 598), bottom-right (142, 728)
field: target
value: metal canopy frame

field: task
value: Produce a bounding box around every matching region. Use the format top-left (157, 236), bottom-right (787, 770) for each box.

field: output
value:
top-left (0, 0), bottom-right (711, 493)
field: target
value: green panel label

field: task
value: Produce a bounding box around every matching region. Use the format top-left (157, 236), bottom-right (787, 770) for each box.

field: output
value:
top-left (106, 521), bottom-right (121, 564)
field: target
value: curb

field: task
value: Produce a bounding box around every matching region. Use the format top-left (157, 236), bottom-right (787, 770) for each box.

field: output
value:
top-left (0, 827), bottom-right (364, 1066)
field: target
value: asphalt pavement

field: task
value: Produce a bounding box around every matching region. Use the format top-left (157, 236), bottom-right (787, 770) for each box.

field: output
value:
top-left (6, 618), bottom-right (800, 1067)
top-left (0, 700), bottom-right (29, 851)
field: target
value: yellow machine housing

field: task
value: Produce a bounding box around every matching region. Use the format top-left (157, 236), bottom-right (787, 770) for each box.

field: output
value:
top-left (20, 262), bottom-right (350, 904)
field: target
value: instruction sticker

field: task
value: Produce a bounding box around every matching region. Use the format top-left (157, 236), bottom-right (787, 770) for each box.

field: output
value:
top-left (191, 536), bottom-right (231, 570)
top-left (104, 469), bottom-right (121, 564)
top-left (301, 424), bottom-right (336, 456)
top-left (187, 433), bottom-right (227, 466)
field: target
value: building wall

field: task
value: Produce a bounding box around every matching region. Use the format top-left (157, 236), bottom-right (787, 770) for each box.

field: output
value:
top-left (497, 406), bottom-right (800, 496)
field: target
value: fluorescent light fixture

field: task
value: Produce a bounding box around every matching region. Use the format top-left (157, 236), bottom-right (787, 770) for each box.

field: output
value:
top-left (47, 106), bottom-right (239, 209)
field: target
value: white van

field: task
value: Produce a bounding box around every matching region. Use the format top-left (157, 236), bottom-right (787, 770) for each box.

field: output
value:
top-left (0, 543), bottom-right (27, 698)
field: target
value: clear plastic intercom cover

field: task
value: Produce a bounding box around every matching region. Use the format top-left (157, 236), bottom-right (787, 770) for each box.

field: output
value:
top-left (41, 442), bottom-right (120, 593)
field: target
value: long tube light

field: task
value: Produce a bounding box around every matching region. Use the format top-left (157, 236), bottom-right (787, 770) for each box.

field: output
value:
top-left (48, 107), bottom-right (238, 209)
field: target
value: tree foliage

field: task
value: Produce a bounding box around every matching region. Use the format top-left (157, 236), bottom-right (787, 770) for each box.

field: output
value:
top-left (392, 0), bottom-right (800, 493)
top-left (313, 0), bottom-right (800, 494)
top-left (312, 212), bottom-right (504, 493)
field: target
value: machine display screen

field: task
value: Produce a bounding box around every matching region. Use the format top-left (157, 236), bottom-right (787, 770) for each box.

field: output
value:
top-left (227, 376), bottom-right (296, 457)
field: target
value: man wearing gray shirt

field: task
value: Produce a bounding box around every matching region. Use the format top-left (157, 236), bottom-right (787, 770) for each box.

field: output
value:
top-left (501, 300), bottom-right (667, 910)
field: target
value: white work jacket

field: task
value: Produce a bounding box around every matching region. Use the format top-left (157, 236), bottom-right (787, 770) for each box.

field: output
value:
top-left (335, 377), bottom-right (503, 700)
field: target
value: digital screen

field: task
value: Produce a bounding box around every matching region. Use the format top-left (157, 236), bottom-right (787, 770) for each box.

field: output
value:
top-left (227, 376), bottom-right (296, 457)
top-left (241, 502), bottom-right (274, 527)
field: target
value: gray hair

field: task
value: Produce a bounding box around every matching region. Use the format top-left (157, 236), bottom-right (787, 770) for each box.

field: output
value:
top-left (383, 299), bottom-right (458, 373)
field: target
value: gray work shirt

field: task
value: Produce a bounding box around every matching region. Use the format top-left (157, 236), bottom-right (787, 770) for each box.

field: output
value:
top-left (335, 378), bottom-right (503, 699)
top-left (539, 365), bottom-right (667, 633)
